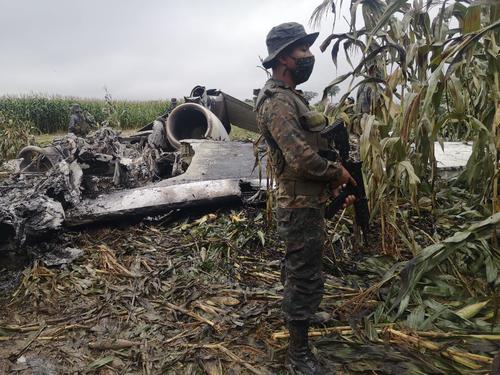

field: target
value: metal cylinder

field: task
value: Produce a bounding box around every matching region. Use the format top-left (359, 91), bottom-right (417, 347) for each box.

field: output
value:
top-left (165, 103), bottom-right (229, 149)
top-left (17, 146), bottom-right (63, 172)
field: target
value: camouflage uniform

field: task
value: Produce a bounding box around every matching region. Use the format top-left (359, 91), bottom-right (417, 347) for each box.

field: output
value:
top-left (68, 104), bottom-right (91, 137)
top-left (355, 82), bottom-right (373, 115)
top-left (256, 78), bottom-right (342, 321)
top-left (355, 62), bottom-right (384, 117)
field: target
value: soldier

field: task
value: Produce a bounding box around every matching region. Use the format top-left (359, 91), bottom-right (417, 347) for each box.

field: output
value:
top-left (346, 96), bottom-right (355, 113)
top-left (170, 97), bottom-right (178, 110)
top-left (255, 22), bottom-right (355, 374)
top-left (68, 104), bottom-right (91, 137)
top-left (355, 63), bottom-right (383, 116)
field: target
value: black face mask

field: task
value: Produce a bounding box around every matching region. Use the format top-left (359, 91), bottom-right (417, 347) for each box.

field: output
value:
top-left (290, 56), bottom-right (315, 85)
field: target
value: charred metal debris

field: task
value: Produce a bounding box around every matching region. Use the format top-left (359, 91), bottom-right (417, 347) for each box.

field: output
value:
top-left (0, 86), bottom-right (265, 252)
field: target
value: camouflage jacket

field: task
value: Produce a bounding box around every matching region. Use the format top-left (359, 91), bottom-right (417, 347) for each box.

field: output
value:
top-left (68, 114), bottom-right (91, 137)
top-left (255, 78), bottom-right (342, 209)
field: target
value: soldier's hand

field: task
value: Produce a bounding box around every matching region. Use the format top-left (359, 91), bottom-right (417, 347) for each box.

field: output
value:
top-left (332, 185), bottom-right (356, 208)
top-left (332, 165), bottom-right (356, 189)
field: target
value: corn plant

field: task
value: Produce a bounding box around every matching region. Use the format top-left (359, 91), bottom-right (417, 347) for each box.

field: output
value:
top-left (312, 0), bottom-right (499, 253)
top-left (0, 95), bottom-right (170, 133)
top-left (310, 3), bottom-right (500, 354)
top-left (101, 89), bottom-right (122, 129)
top-left (0, 111), bottom-right (36, 162)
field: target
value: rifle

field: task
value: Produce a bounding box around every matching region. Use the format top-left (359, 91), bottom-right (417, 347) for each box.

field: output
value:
top-left (320, 119), bottom-right (370, 244)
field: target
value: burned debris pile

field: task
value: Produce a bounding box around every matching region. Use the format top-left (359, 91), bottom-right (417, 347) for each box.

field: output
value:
top-left (0, 127), bottom-right (157, 250)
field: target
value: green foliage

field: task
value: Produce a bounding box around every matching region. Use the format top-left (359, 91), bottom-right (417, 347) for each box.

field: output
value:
top-left (314, 0), bottom-right (499, 235)
top-left (0, 111), bottom-right (36, 162)
top-left (101, 90), bottom-right (122, 129)
top-left (312, 2), bottom-right (500, 355)
top-left (389, 211), bottom-right (500, 320)
top-left (0, 94), bottom-right (170, 133)
top-left (176, 210), bottom-right (274, 276)
top-left (326, 85), bottom-right (340, 100)
top-left (303, 91), bottom-right (319, 102)
top-left (229, 126), bottom-right (258, 142)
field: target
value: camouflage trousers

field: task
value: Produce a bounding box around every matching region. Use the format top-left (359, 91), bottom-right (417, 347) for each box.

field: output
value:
top-left (276, 207), bottom-right (326, 321)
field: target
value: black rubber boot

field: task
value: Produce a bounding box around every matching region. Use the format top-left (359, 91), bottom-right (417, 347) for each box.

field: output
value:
top-left (285, 320), bottom-right (327, 375)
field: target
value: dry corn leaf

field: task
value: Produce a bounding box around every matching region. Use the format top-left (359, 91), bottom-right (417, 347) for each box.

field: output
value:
top-left (208, 296), bottom-right (240, 307)
top-left (455, 300), bottom-right (490, 320)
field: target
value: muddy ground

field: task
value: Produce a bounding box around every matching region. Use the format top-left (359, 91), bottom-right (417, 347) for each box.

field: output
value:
top-left (1, 205), bottom-right (497, 375)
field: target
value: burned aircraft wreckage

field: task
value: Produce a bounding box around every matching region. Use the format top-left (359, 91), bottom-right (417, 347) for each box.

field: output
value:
top-left (0, 87), bottom-right (266, 253)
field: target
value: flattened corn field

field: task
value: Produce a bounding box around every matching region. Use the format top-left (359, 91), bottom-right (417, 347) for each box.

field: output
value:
top-left (0, 203), bottom-right (498, 374)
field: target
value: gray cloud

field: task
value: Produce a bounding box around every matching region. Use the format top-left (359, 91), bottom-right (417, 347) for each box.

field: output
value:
top-left (0, 0), bottom-right (356, 101)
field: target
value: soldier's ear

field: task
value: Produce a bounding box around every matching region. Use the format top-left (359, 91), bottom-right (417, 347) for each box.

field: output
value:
top-left (277, 52), bottom-right (291, 67)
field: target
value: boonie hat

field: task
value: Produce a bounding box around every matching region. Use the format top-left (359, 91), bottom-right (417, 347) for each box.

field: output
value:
top-left (262, 22), bottom-right (319, 69)
top-left (71, 104), bottom-right (82, 112)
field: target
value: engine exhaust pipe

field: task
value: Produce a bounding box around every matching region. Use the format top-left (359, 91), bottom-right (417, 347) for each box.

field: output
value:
top-left (165, 103), bottom-right (229, 149)
top-left (18, 145), bottom-right (63, 172)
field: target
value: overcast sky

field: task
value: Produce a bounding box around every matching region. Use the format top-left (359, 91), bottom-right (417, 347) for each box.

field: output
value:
top-left (0, 0), bottom-right (356, 101)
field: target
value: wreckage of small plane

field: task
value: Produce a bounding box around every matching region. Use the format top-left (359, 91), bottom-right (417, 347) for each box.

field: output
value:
top-left (0, 86), bottom-right (266, 253)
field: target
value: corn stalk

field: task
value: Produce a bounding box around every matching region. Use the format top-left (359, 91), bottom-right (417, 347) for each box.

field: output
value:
top-left (313, 0), bottom-right (500, 254)
top-left (0, 111), bottom-right (36, 162)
